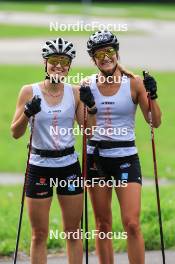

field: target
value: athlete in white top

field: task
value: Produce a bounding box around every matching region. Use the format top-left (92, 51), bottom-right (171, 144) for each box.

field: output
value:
top-left (11, 38), bottom-right (96, 264)
top-left (85, 30), bottom-right (161, 264)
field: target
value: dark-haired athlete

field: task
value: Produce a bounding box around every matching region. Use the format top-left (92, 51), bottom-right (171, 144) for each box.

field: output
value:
top-left (11, 37), bottom-right (96, 264)
top-left (85, 30), bottom-right (161, 264)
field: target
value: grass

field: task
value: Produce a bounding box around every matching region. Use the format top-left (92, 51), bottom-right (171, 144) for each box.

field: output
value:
top-left (0, 2), bottom-right (175, 20)
top-left (0, 65), bottom-right (174, 179)
top-left (0, 184), bottom-right (174, 256)
top-left (0, 24), bottom-right (146, 38)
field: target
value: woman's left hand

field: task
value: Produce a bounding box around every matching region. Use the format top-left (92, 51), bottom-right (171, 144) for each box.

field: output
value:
top-left (79, 85), bottom-right (95, 108)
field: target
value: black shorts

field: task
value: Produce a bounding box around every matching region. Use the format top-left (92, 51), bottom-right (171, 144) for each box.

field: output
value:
top-left (25, 161), bottom-right (83, 199)
top-left (87, 154), bottom-right (142, 186)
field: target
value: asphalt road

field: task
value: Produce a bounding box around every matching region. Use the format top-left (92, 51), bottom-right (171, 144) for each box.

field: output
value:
top-left (0, 35), bottom-right (175, 70)
top-left (0, 11), bottom-right (175, 70)
top-left (1, 251), bottom-right (175, 264)
top-left (0, 172), bottom-right (175, 186)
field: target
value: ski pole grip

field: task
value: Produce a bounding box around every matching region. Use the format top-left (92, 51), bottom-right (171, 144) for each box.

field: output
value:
top-left (143, 70), bottom-right (149, 79)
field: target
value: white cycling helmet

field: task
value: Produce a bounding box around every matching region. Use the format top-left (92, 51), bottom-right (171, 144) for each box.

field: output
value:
top-left (42, 38), bottom-right (76, 60)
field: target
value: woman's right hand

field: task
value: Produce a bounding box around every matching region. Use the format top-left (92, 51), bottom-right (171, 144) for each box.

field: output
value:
top-left (24, 96), bottom-right (41, 118)
top-left (11, 85), bottom-right (34, 139)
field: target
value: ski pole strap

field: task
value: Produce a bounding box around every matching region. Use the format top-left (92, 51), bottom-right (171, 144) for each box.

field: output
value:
top-left (88, 140), bottom-right (135, 149)
top-left (93, 145), bottom-right (106, 177)
top-left (31, 146), bottom-right (75, 158)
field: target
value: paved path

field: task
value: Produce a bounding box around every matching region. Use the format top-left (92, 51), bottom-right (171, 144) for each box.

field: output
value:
top-left (0, 35), bottom-right (175, 70)
top-left (0, 12), bottom-right (175, 70)
top-left (1, 251), bottom-right (175, 263)
top-left (0, 172), bottom-right (174, 186)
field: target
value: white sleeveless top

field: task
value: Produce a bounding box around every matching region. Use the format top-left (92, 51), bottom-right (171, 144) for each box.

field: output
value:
top-left (87, 74), bottom-right (138, 157)
top-left (29, 83), bottom-right (78, 167)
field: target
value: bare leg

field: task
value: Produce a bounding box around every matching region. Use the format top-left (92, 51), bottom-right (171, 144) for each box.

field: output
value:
top-left (89, 185), bottom-right (114, 264)
top-left (26, 197), bottom-right (52, 264)
top-left (115, 183), bottom-right (145, 264)
top-left (58, 194), bottom-right (83, 264)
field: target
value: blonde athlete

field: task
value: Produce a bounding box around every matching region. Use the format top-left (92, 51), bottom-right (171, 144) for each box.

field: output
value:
top-left (85, 31), bottom-right (161, 264)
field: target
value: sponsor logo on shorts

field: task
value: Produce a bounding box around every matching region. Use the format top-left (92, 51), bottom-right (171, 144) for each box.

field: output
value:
top-left (36, 192), bottom-right (49, 196)
top-left (66, 174), bottom-right (77, 180)
top-left (40, 178), bottom-right (46, 184)
top-left (68, 183), bottom-right (76, 192)
top-left (67, 174), bottom-right (77, 191)
top-left (120, 163), bottom-right (131, 169)
top-left (36, 178), bottom-right (47, 186)
top-left (121, 173), bottom-right (129, 180)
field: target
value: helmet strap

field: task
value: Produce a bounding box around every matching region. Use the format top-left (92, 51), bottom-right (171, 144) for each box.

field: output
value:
top-left (44, 59), bottom-right (71, 84)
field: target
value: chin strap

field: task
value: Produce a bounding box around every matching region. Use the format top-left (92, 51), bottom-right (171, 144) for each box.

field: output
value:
top-left (44, 63), bottom-right (61, 84)
top-left (44, 60), bottom-right (71, 84)
top-left (45, 74), bottom-right (61, 84)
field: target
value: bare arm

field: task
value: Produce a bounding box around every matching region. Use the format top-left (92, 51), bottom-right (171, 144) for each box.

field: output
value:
top-left (11, 85), bottom-right (33, 139)
top-left (133, 76), bottom-right (162, 128)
